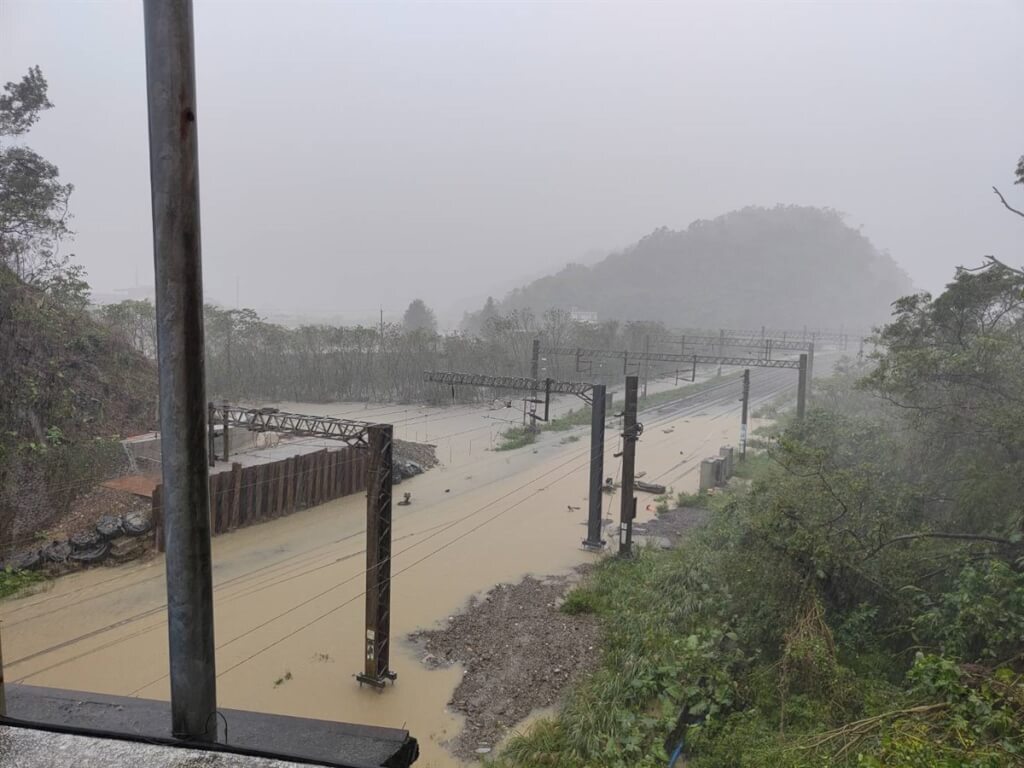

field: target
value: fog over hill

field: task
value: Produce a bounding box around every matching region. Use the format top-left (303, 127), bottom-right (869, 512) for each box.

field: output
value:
top-left (468, 206), bottom-right (913, 332)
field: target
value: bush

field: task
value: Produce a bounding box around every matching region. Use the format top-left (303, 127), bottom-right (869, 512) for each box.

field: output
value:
top-left (0, 568), bottom-right (45, 599)
top-left (496, 426), bottom-right (537, 451)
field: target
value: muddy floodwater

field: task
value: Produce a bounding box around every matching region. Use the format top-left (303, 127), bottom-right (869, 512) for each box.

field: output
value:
top-left (0, 372), bottom-right (789, 767)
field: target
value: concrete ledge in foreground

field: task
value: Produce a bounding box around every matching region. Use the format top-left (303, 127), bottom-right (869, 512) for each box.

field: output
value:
top-left (1, 684), bottom-right (418, 768)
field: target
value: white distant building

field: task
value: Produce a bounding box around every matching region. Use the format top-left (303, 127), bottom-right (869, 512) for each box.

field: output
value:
top-left (569, 307), bottom-right (598, 324)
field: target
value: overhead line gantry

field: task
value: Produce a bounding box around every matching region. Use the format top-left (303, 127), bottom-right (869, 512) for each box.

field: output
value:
top-left (424, 370), bottom-right (610, 549)
top-left (205, 403), bottom-right (398, 689)
top-left (536, 345), bottom-right (809, 418)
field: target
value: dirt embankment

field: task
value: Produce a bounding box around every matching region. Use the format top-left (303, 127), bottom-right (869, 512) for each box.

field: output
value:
top-left (633, 506), bottom-right (710, 544)
top-left (408, 506), bottom-right (710, 762)
top-left (409, 573), bottom-right (600, 760)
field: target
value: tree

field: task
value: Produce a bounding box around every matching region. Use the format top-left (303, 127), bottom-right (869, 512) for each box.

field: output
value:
top-left (0, 66), bottom-right (81, 301)
top-left (402, 298), bottom-right (437, 333)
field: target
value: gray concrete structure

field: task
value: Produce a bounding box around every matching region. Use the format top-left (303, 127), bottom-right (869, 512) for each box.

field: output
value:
top-left (0, 725), bottom-right (315, 768)
top-left (2, 684), bottom-right (417, 767)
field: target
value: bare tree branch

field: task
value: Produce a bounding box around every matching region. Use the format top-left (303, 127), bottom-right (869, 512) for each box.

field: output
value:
top-left (993, 186), bottom-right (1024, 219)
top-left (957, 254), bottom-right (1024, 278)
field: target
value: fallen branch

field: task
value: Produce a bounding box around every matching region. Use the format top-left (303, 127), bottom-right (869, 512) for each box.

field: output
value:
top-left (798, 703), bottom-right (948, 752)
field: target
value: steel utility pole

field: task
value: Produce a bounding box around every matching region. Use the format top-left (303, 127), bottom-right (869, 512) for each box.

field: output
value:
top-left (740, 369), bottom-right (750, 459)
top-left (1, 623), bottom-right (6, 716)
top-left (583, 383), bottom-right (607, 550)
top-left (359, 424), bottom-right (398, 688)
top-left (807, 341), bottom-right (815, 398)
top-left (143, 0), bottom-right (217, 742)
top-left (207, 402), bottom-right (216, 467)
top-left (619, 376), bottom-right (640, 557)
top-left (796, 353), bottom-right (808, 419)
top-left (529, 339), bottom-right (541, 430)
top-left (222, 405), bottom-right (230, 463)
top-left (641, 334), bottom-right (650, 399)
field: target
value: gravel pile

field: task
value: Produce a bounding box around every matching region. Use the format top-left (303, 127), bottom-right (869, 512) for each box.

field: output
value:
top-left (409, 573), bottom-right (600, 760)
top-left (393, 439), bottom-right (439, 469)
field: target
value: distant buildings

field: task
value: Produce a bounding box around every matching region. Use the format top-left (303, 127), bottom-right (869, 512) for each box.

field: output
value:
top-left (569, 307), bottom-right (598, 324)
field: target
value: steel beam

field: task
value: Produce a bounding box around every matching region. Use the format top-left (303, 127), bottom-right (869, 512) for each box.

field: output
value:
top-left (210, 405), bottom-right (374, 447)
top-left (658, 334), bottom-right (813, 352)
top-left (143, 0), bottom-right (217, 741)
top-left (423, 370), bottom-right (594, 397)
top-left (540, 348), bottom-right (801, 370)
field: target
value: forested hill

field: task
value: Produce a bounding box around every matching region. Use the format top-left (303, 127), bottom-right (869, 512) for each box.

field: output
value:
top-left (477, 206), bottom-right (913, 330)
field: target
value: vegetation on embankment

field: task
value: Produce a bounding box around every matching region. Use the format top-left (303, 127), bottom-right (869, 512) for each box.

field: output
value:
top-left (0, 264), bottom-right (155, 552)
top-left (0, 567), bottom-right (45, 599)
top-left (1, 68), bottom-right (157, 555)
top-left (492, 262), bottom-right (1024, 767)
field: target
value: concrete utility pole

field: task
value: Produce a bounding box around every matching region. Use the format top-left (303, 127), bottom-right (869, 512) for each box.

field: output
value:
top-left (359, 424), bottom-right (397, 688)
top-left (796, 353), bottom-right (808, 419)
top-left (583, 383), bottom-right (607, 550)
top-left (619, 376), bottom-right (640, 557)
top-left (740, 369), bottom-right (750, 459)
top-left (143, 0), bottom-right (217, 742)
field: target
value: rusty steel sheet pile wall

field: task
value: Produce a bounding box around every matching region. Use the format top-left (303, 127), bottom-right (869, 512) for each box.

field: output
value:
top-left (152, 448), bottom-right (368, 551)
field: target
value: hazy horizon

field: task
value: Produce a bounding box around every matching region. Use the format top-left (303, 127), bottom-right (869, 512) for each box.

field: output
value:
top-left (2, 0), bottom-right (1021, 326)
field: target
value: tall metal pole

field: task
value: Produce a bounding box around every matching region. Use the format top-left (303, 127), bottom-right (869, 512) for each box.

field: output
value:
top-left (583, 384), bottom-right (606, 550)
top-left (740, 369), bottom-right (750, 459)
top-left (619, 376), bottom-right (639, 557)
top-left (796, 353), bottom-right (808, 419)
top-left (358, 424), bottom-right (397, 688)
top-left (1, 621), bottom-right (6, 717)
top-left (207, 402), bottom-right (216, 467)
top-left (529, 339), bottom-right (541, 431)
top-left (807, 341), bottom-right (815, 398)
top-left (143, 0), bottom-right (217, 742)
top-left (642, 334), bottom-right (650, 399)
top-left (222, 404), bottom-right (230, 463)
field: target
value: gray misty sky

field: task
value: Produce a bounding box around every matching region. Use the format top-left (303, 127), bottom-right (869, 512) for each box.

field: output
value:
top-left (1, 0), bottom-right (1021, 327)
